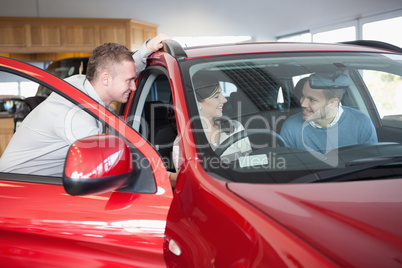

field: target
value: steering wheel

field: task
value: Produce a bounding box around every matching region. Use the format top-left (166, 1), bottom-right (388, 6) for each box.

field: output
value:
top-left (214, 130), bottom-right (286, 156)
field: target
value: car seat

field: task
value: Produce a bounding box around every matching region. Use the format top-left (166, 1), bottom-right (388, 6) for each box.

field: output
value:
top-left (144, 100), bottom-right (177, 171)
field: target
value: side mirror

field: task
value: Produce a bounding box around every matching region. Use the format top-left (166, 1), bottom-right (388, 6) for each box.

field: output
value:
top-left (63, 134), bottom-right (133, 196)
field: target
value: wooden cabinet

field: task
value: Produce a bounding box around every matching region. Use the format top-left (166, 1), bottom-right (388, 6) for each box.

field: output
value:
top-left (0, 17), bottom-right (158, 61)
top-left (0, 118), bottom-right (14, 157)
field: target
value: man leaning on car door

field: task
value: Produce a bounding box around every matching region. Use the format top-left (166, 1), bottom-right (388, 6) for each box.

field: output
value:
top-left (0, 34), bottom-right (171, 177)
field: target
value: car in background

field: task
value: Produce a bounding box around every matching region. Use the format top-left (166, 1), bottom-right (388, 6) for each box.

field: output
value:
top-left (0, 40), bottom-right (402, 267)
top-left (0, 95), bottom-right (24, 118)
top-left (36, 57), bottom-right (89, 97)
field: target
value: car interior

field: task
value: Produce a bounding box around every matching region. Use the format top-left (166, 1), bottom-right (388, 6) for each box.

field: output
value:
top-left (128, 71), bottom-right (177, 172)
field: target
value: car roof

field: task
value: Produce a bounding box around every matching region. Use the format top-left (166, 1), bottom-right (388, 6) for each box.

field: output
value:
top-left (169, 41), bottom-right (402, 60)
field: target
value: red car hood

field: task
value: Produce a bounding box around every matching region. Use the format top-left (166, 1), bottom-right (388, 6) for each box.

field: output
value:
top-left (227, 178), bottom-right (402, 267)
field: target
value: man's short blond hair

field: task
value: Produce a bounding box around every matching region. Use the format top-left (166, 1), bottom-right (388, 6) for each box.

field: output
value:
top-left (86, 43), bottom-right (134, 82)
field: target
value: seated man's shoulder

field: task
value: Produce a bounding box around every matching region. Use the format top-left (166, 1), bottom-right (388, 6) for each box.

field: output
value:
top-left (280, 113), bottom-right (304, 137)
top-left (343, 106), bottom-right (371, 121)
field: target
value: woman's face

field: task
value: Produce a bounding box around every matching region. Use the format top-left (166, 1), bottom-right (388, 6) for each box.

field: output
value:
top-left (198, 86), bottom-right (227, 121)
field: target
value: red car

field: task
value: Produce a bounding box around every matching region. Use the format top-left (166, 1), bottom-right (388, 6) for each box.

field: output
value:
top-left (1, 40), bottom-right (402, 267)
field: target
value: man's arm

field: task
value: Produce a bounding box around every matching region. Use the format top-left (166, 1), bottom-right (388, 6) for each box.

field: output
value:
top-left (133, 33), bottom-right (172, 75)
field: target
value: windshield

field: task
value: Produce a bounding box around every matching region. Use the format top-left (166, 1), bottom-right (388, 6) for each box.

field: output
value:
top-left (183, 52), bottom-right (402, 183)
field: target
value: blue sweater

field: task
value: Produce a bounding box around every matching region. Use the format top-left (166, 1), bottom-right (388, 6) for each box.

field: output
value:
top-left (280, 106), bottom-right (378, 154)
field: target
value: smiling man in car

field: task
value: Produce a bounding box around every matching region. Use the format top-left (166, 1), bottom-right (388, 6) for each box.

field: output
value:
top-left (280, 72), bottom-right (378, 154)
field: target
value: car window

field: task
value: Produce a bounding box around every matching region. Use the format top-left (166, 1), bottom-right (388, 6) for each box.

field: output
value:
top-left (181, 52), bottom-right (402, 183)
top-left (0, 67), bottom-right (157, 192)
top-left (0, 69), bottom-right (95, 176)
top-left (220, 81), bottom-right (237, 97)
top-left (363, 70), bottom-right (402, 125)
top-left (0, 71), bottom-right (41, 156)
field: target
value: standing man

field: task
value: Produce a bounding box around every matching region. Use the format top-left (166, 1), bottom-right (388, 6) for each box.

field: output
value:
top-left (0, 34), bottom-right (171, 176)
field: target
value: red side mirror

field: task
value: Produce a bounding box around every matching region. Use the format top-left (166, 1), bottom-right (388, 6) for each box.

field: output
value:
top-left (63, 134), bottom-right (133, 196)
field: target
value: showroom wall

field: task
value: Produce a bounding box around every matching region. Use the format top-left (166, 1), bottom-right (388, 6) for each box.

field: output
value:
top-left (1, 0), bottom-right (401, 42)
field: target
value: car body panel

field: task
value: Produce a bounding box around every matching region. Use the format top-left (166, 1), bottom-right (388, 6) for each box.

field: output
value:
top-left (227, 179), bottom-right (402, 267)
top-left (0, 180), bottom-right (169, 267)
top-left (163, 159), bottom-right (343, 267)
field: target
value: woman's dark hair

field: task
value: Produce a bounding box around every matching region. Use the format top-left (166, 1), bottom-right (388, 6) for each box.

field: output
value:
top-left (192, 71), bottom-right (221, 102)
